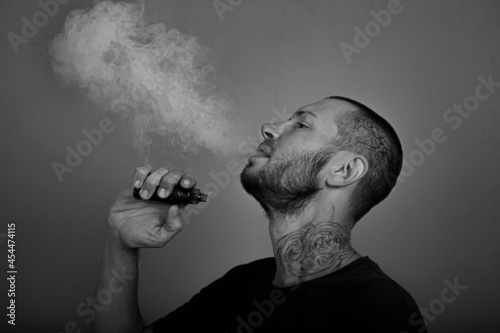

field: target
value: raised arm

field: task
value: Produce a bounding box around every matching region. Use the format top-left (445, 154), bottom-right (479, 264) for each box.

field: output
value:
top-left (90, 166), bottom-right (197, 333)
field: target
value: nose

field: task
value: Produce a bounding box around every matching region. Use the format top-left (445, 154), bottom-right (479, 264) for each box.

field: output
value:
top-left (261, 123), bottom-right (281, 140)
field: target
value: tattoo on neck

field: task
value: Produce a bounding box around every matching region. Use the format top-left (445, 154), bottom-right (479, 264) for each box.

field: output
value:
top-left (353, 118), bottom-right (390, 154)
top-left (276, 221), bottom-right (357, 279)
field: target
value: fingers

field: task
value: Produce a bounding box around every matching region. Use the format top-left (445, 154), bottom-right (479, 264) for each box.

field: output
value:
top-left (180, 173), bottom-right (197, 189)
top-left (132, 166), bottom-right (198, 200)
top-left (137, 167), bottom-right (170, 200)
top-left (133, 165), bottom-right (152, 189)
top-left (158, 169), bottom-right (197, 199)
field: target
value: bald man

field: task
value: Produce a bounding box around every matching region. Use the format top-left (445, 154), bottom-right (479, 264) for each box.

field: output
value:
top-left (91, 96), bottom-right (427, 333)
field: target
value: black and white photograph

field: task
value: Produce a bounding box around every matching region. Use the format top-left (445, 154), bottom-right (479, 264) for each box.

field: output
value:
top-left (1, 0), bottom-right (499, 332)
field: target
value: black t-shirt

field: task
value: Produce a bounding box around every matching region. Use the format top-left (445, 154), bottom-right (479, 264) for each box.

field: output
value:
top-left (152, 256), bottom-right (427, 333)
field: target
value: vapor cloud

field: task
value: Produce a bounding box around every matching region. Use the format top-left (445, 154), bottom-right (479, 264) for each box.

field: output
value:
top-left (49, 0), bottom-right (240, 162)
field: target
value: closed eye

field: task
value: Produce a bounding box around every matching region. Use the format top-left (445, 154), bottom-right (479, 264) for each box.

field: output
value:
top-left (288, 116), bottom-right (311, 129)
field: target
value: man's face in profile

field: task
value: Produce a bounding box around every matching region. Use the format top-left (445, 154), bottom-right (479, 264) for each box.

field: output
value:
top-left (240, 99), bottom-right (343, 219)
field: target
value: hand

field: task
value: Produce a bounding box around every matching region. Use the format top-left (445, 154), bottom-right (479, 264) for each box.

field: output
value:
top-left (107, 166), bottom-right (198, 249)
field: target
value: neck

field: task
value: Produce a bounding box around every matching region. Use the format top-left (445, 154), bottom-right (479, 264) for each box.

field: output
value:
top-left (269, 202), bottom-right (361, 287)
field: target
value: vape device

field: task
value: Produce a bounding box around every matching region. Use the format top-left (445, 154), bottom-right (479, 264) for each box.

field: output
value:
top-left (133, 185), bottom-right (208, 205)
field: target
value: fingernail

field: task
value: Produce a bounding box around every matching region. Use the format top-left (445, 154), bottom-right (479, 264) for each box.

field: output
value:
top-left (141, 189), bottom-right (149, 198)
top-left (134, 180), bottom-right (141, 187)
top-left (183, 179), bottom-right (190, 186)
top-left (171, 205), bottom-right (178, 215)
top-left (158, 188), bottom-right (167, 198)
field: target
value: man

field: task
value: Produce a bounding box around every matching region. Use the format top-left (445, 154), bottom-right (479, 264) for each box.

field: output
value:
top-left (91, 97), bottom-right (427, 333)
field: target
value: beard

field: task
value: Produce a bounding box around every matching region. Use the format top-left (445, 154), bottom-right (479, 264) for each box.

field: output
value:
top-left (240, 145), bottom-right (336, 221)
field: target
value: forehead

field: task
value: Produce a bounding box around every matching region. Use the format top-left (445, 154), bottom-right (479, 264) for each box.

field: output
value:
top-left (296, 98), bottom-right (354, 131)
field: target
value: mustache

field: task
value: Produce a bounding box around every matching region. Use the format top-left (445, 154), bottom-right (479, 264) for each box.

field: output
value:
top-left (258, 140), bottom-right (276, 155)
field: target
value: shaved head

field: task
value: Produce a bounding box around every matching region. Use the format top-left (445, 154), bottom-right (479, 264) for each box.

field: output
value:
top-left (325, 96), bottom-right (403, 222)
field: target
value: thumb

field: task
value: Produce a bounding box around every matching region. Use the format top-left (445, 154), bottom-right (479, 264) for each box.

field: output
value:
top-left (163, 205), bottom-right (184, 233)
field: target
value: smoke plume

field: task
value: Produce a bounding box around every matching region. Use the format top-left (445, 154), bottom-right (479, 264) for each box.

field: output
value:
top-left (49, 0), bottom-right (241, 163)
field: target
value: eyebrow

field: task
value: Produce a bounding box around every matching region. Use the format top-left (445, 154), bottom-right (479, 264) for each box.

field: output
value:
top-left (292, 110), bottom-right (318, 119)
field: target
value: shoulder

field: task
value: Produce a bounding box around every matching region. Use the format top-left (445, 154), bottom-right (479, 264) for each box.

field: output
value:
top-left (357, 257), bottom-right (417, 301)
top-left (359, 260), bottom-right (426, 332)
top-left (342, 257), bottom-right (422, 322)
top-left (206, 257), bottom-right (275, 289)
top-left (149, 257), bottom-right (276, 332)
top-left (221, 257), bottom-right (275, 280)
top-left (309, 257), bottom-right (421, 315)
top-left (230, 257), bottom-right (275, 271)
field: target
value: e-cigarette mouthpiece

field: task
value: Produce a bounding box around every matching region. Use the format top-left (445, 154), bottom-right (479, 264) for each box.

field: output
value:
top-left (133, 186), bottom-right (208, 205)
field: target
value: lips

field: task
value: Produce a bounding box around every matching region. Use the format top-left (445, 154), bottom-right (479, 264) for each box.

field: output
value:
top-left (257, 144), bottom-right (273, 157)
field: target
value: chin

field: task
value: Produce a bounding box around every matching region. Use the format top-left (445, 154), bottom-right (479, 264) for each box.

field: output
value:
top-left (241, 155), bottom-right (268, 184)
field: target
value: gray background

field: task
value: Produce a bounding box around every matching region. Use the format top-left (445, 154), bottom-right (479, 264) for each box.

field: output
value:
top-left (1, 0), bottom-right (499, 332)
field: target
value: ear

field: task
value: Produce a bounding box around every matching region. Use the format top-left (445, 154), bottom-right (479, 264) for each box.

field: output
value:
top-left (325, 152), bottom-right (368, 187)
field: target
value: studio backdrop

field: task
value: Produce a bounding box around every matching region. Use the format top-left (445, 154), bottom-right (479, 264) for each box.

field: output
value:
top-left (0, 0), bottom-right (499, 332)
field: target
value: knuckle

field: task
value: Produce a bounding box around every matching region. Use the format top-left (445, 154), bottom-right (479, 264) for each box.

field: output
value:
top-left (145, 170), bottom-right (168, 186)
top-left (156, 167), bottom-right (169, 175)
top-left (143, 177), bottom-right (157, 188)
top-left (135, 168), bottom-right (149, 179)
top-left (165, 219), bottom-right (183, 232)
top-left (169, 168), bottom-right (184, 177)
top-left (136, 165), bottom-right (151, 173)
top-left (163, 171), bottom-right (181, 184)
top-left (160, 176), bottom-right (174, 188)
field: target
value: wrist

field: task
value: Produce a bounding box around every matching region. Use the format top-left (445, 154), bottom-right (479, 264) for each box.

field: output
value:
top-left (106, 228), bottom-right (139, 256)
